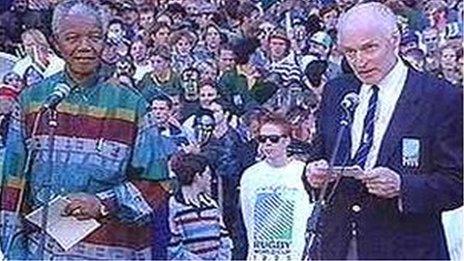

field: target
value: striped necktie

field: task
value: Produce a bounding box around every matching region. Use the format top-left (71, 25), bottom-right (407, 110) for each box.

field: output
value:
top-left (353, 85), bottom-right (379, 168)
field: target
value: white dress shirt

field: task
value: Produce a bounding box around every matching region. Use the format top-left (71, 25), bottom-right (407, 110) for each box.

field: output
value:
top-left (350, 59), bottom-right (408, 170)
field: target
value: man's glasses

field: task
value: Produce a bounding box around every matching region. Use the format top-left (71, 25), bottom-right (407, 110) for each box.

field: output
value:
top-left (256, 135), bottom-right (286, 144)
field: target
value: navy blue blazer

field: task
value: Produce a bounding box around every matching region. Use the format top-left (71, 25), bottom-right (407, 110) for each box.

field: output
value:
top-left (312, 68), bottom-right (463, 260)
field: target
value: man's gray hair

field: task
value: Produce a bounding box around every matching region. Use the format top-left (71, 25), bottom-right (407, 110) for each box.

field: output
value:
top-left (337, 2), bottom-right (399, 42)
top-left (52, 0), bottom-right (108, 35)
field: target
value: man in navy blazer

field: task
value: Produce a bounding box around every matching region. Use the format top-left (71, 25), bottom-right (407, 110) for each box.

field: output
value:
top-left (305, 2), bottom-right (463, 260)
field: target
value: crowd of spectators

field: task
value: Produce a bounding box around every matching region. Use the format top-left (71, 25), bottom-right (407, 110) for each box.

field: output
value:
top-left (0, 0), bottom-right (462, 121)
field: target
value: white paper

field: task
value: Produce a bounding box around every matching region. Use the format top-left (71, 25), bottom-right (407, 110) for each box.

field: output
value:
top-left (25, 196), bottom-right (101, 251)
top-left (327, 166), bottom-right (364, 178)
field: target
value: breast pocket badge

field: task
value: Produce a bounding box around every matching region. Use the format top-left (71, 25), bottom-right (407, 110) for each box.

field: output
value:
top-left (402, 138), bottom-right (420, 168)
top-left (233, 94), bottom-right (243, 106)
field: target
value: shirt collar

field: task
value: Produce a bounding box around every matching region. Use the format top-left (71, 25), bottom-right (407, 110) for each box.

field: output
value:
top-left (152, 70), bottom-right (172, 84)
top-left (376, 57), bottom-right (408, 96)
top-left (62, 65), bottom-right (102, 91)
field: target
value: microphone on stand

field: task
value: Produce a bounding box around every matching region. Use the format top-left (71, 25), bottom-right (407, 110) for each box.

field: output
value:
top-left (36, 83), bottom-right (70, 259)
top-left (302, 91), bottom-right (360, 260)
top-left (42, 83), bottom-right (72, 110)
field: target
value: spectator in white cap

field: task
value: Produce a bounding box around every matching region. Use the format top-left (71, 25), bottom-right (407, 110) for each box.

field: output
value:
top-left (301, 31), bottom-right (342, 80)
top-left (308, 31), bottom-right (333, 59)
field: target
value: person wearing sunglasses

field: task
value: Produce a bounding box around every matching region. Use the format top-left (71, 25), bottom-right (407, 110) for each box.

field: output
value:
top-left (240, 115), bottom-right (312, 260)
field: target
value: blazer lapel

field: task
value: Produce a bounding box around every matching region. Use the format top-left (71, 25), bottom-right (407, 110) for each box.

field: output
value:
top-left (377, 69), bottom-right (424, 166)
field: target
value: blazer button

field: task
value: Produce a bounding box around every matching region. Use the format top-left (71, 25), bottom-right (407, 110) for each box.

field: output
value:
top-left (351, 204), bottom-right (362, 213)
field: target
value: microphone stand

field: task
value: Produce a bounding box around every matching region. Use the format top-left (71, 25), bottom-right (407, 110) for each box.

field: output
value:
top-left (302, 108), bottom-right (354, 261)
top-left (38, 108), bottom-right (58, 260)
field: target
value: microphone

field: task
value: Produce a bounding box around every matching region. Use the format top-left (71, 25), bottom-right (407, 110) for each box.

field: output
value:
top-left (340, 92), bottom-right (359, 126)
top-left (42, 83), bottom-right (71, 110)
top-left (303, 92), bottom-right (360, 259)
top-left (341, 92), bottom-right (360, 112)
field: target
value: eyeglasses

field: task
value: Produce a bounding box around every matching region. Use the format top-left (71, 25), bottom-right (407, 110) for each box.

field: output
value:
top-left (256, 135), bottom-right (286, 144)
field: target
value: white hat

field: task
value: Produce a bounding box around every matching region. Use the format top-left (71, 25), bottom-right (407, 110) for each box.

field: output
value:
top-left (310, 31), bottom-right (332, 49)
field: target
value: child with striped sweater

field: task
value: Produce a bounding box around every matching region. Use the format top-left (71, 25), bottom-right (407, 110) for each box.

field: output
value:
top-left (168, 153), bottom-right (233, 260)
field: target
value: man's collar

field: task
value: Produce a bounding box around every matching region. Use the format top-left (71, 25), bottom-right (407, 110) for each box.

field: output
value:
top-left (152, 70), bottom-right (172, 84)
top-left (63, 65), bottom-right (102, 90)
top-left (377, 57), bottom-right (408, 91)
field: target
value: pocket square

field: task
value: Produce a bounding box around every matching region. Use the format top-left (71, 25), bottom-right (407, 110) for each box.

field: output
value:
top-left (402, 138), bottom-right (420, 168)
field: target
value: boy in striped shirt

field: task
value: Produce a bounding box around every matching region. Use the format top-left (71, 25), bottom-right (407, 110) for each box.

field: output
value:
top-left (168, 153), bottom-right (233, 260)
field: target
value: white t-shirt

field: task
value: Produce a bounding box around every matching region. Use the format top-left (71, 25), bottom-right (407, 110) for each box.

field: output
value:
top-left (133, 63), bottom-right (152, 83)
top-left (240, 159), bottom-right (313, 260)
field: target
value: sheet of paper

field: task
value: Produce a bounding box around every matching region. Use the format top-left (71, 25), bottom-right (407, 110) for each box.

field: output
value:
top-left (328, 166), bottom-right (364, 177)
top-left (25, 195), bottom-right (101, 251)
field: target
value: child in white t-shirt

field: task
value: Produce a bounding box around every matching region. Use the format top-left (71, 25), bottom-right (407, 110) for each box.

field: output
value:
top-left (240, 116), bottom-right (313, 260)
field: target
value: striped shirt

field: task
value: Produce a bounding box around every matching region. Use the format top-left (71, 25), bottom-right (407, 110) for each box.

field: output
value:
top-left (0, 70), bottom-right (175, 259)
top-left (168, 193), bottom-right (233, 260)
top-left (269, 53), bottom-right (302, 87)
top-left (28, 0), bottom-right (49, 10)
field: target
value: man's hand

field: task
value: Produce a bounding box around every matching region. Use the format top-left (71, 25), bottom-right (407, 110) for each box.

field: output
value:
top-left (63, 193), bottom-right (104, 220)
top-left (355, 167), bottom-right (401, 198)
top-left (305, 159), bottom-right (335, 188)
